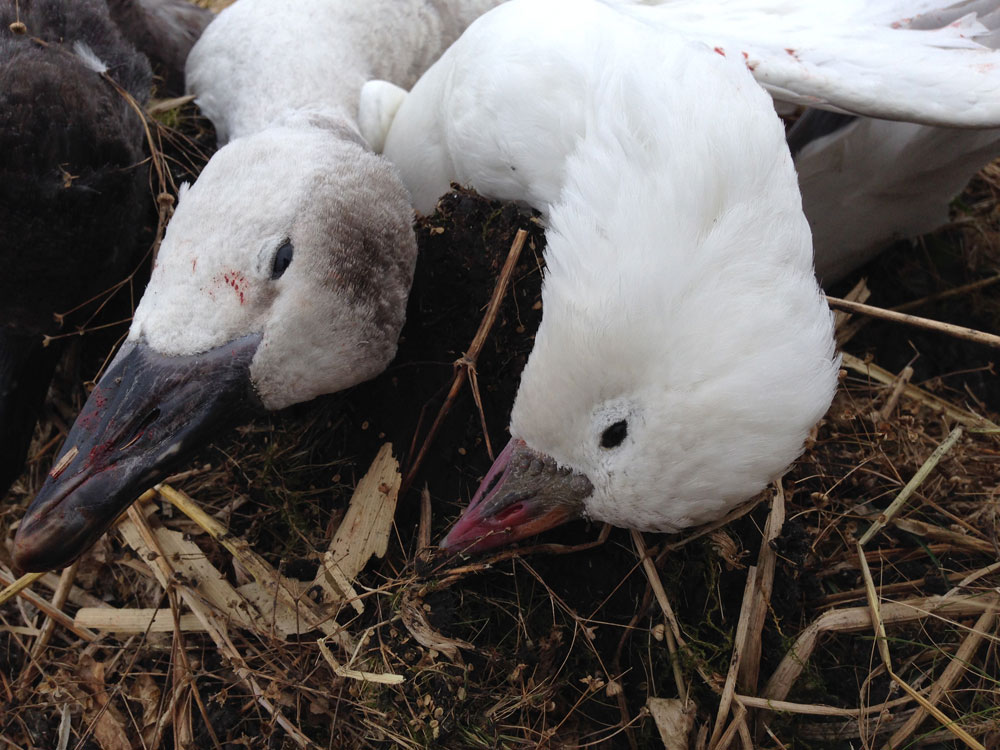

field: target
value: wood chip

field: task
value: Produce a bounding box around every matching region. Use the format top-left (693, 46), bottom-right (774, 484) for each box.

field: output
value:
top-left (74, 607), bottom-right (202, 633)
top-left (157, 483), bottom-right (352, 646)
top-left (314, 443), bottom-right (400, 608)
top-left (121, 506), bottom-right (314, 748)
top-left (399, 588), bottom-right (474, 662)
top-left (648, 698), bottom-right (695, 750)
top-left (117, 517), bottom-right (261, 631)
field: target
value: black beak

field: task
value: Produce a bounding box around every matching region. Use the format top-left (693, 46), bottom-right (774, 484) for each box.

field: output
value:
top-left (12, 334), bottom-right (262, 572)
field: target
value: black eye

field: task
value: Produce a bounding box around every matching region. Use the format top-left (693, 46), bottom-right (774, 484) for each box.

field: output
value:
top-left (600, 419), bottom-right (628, 449)
top-left (271, 241), bottom-right (294, 279)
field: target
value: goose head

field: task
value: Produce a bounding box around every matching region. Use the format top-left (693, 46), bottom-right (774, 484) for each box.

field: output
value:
top-left (13, 123), bottom-right (416, 571)
top-left (444, 206), bottom-right (839, 553)
top-left (441, 73), bottom-right (840, 553)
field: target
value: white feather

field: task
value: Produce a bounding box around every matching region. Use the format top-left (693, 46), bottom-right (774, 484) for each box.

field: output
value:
top-left (622, 0), bottom-right (1000, 126)
top-left (72, 42), bottom-right (107, 73)
top-left (381, 0), bottom-right (839, 531)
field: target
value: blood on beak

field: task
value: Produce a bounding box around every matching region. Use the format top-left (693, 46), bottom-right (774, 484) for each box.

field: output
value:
top-left (12, 334), bottom-right (261, 572)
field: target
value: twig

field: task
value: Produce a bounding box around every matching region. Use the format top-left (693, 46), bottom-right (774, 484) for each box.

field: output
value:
top-left (891, 272), bottom-right (1000, 313)
top-left (17, 561), bottom-right (80, 690)
top-left (0, 571), bottom-right (96, 642)
top-left (878, 365), bottom-right (914, 422)
top-left (0, 572), bottom-right (45, 606)
top-left (435, 523), bottom-right (611, 584)
top-left (631, 530), bottom-right (688, 700)
top-left (317, 634), bottom-right (404, 684)
top-left (416, 485), bottom-right (432, 560)
top-left (950, 561), bottom-right (1000, 593)
top-left (841, 352), bottom-right (998, 429)
top-left (737, 483), bottom-right (784, 693)
top-left (735, 693), bottom-right (913, 718)
top-left (885, 603), bottom-right (998, 749)
top-left (709, 565), bottom-right (758, 750)
top-left (146, 94), bottom-right (197, 115)
top-left (833, 278), bottom-right (871, 346)
top-left (855, 427), bottom-right (985, 750)
top-left (858, 427), bottom-right (963, 546)
top-left (402, 229), bottom-right (528, 494)
top-left (826, 296), bottom-right (1000, 349)
top-left (655, 495), bottom-right (764, 565)
top-left (762, 595), bottom-right (995, 702)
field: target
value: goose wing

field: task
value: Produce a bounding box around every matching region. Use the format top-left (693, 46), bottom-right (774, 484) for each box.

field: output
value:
top-left (623, 0), bottom-right (1000, 126)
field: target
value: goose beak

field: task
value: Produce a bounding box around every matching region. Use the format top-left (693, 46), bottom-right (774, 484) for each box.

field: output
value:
top-left (441, 438), bottom-right (594, 555)
top-left (12, 334), bottom-right (261, 572)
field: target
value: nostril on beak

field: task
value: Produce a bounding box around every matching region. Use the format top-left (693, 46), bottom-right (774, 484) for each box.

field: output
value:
top-left (120, 408), bottom-right (160, 451)
top-left (483, 469), bottom-right (503, 497)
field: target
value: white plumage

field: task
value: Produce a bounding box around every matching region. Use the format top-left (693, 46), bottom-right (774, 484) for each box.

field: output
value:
top-left (620, 0), bottom-right (1000, 281)
top-left (139, 0), bottom-right (501, 409)
top-left (367, 0), bottom-right (1000, 551)
top-left (373, 0), bottom-right (839, 546)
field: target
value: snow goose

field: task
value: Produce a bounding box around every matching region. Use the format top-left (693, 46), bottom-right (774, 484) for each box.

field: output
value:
top-left (367, 0), bottom-right (839, 552)
top-left (12, 0), bottom-right (501, 571)
top-left (364, 0), bottom-right (1000, 552)
top-left (0, 0), bottom-right (203, 497)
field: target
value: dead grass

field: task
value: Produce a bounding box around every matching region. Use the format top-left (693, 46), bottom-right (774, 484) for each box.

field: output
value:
top-left (1, 97), bottom-right (998, 749)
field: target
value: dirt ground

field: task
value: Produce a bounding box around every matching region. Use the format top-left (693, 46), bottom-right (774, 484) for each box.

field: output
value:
top-left (1, 99), bottom-right (999, 749)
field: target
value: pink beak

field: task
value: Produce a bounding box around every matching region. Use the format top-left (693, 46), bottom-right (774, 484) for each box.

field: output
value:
top-left (441, 438), bottom-right (594, 555)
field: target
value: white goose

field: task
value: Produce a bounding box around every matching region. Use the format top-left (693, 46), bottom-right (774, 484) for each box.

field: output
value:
top-left (361, 0), bottom-right (1000, 552)
top-left (369, 0), bottom-right (839, 551)
top-left (12, 0), bottom-right (501, 572)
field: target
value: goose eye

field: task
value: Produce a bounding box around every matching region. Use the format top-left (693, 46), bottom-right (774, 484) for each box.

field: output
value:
top-left (600, 419), bottom-right (628, 449)
top-left (271, 241), bottom-right (294, 279)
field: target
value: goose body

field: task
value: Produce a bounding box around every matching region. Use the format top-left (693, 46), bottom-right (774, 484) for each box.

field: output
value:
top-left (1, 0), bottom-right (152, 336)
top-left (0, 0), bottom-right (211, 500)
top-left (373, 0), bottom-right (838, 550)
top-left (106, 0), bottom-right (212, 95)
top-left (372, 0), bottom-right (1000, 283)
top-left (13, 0), bottom-right (501, 571)
top-left (796, 116), bottom-right (1000, 281)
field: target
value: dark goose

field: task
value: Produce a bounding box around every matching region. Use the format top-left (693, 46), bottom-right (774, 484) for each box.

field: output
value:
top-left (0, 0), bottom-right (209, 498)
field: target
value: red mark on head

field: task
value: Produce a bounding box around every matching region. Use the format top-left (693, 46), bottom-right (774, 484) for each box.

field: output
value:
top-left (216, 270), bottom-right (247, 305)
top-left (714, 46), bottom-right (725, 57)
